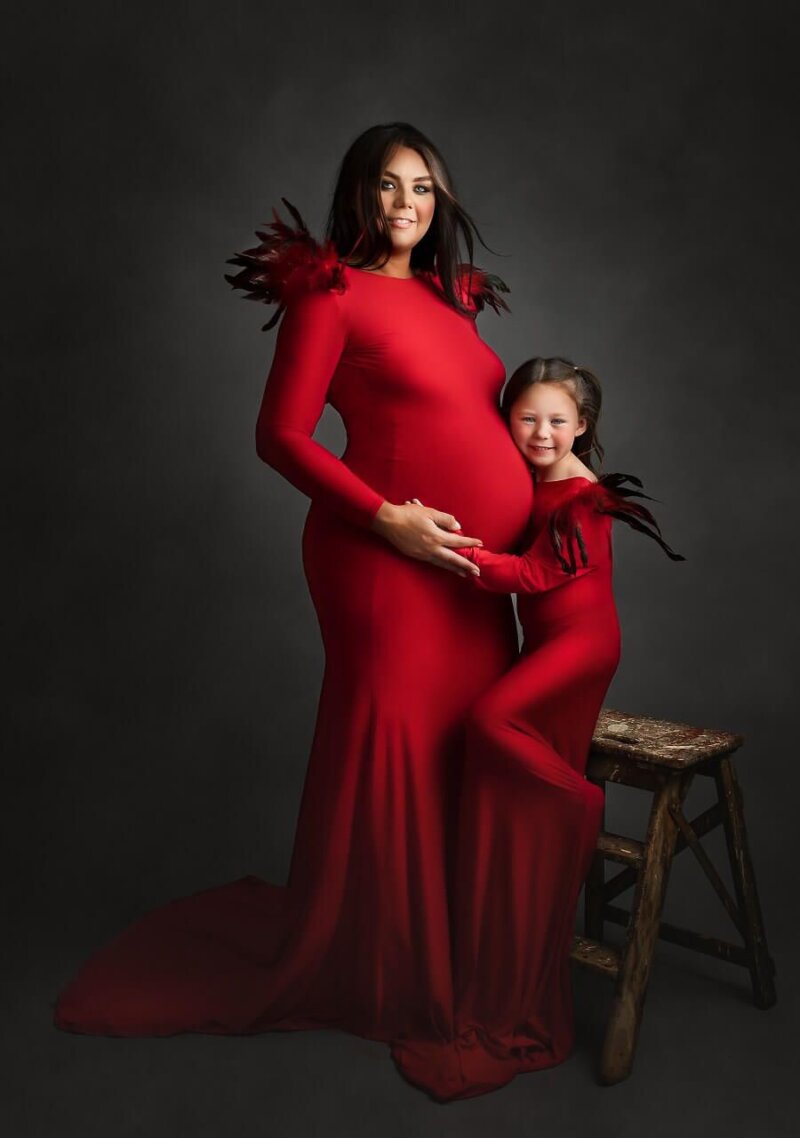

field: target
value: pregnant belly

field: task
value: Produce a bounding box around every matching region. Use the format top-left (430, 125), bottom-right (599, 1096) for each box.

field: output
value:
top-left (343, 426), bottom-right (534, 552)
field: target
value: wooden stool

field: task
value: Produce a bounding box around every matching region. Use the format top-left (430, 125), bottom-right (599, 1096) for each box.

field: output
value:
top-left (570, 708), bottom-right (776, 1085)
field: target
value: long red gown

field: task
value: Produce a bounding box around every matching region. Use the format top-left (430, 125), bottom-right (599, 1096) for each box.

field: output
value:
top-left (54, 264), bottom-right (538, 1077)
top-left (390, 477), bottom-right (621, 1099)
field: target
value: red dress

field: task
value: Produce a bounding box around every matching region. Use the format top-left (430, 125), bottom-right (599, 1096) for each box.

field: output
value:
top-left (54, 262), bottom-right (536, 1073)
top-left (390, 476), bottom-right (621, 1098)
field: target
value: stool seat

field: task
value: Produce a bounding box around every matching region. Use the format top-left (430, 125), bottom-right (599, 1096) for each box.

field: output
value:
top-left (592, 708), bottom-right (743, 768)
top-left (570, 708), bottom-right (776, 1085)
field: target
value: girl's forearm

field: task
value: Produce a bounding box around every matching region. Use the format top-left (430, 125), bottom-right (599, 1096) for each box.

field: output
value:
top-left (462, 545), bottom-right (596, 594)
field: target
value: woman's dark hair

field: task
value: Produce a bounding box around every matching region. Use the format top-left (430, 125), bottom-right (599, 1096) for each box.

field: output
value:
top-left (326, 121), bottom-right (491, 315)
top-left (501, 357), bottom-right (605, 472)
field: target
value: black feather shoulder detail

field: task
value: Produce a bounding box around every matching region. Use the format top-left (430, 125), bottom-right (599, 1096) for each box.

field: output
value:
top-left (224, 199), bottom-right (346, 330)
top-left (549, 472), bottom-right (685, 574)
top-left (456, 265), bottom-right (511, 315)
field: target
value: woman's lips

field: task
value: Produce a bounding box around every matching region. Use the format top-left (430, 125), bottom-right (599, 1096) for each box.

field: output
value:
top-left (389, 218), bottom-right (415, 229)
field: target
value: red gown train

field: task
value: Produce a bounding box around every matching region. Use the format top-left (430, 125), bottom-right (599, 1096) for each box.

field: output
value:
top-left (55, 212), bottom-right (679, 1099)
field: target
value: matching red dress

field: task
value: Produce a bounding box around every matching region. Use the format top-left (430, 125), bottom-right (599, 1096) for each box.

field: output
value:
top-left (53, 216), bottom-right (679, 1102)
top-left (391, 476), bottom-right (622, 1097)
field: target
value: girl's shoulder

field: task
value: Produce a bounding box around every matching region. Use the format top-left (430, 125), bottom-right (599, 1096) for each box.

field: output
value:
top-left (552, 473), bottom-right (685, 562)
top-left (554, 472), bottom-right (646, 514)
top-left (534, 467), bottom-right (596, 503)
top-left (567, 456), bottom-right (598, 483)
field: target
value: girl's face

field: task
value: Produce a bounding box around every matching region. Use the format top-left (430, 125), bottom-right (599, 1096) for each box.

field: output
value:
top-left (509, 382), bottom-right (587, 474)
top-left (378, 145), bottom-right (436, 252)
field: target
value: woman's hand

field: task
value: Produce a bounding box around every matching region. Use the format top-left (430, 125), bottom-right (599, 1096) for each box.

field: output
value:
top-left (371, 499), bottom-right (482, 577)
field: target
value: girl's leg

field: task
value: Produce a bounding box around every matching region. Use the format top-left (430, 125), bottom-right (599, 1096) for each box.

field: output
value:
top-left (392, 626), bottom-right (617, 1100)
top-left (454, 633), bottom-right (611, 1039)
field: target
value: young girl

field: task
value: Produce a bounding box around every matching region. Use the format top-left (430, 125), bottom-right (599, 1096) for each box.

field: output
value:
top-left (394, 357), bottom-right (683, 1100)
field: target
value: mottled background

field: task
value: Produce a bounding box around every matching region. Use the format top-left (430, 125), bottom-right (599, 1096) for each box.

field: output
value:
top-left (7, 1), bottom-right (797, 1135)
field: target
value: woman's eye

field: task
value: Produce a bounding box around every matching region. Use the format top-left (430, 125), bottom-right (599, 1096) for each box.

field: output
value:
top-left (380, 180), bottom-right (432, 194)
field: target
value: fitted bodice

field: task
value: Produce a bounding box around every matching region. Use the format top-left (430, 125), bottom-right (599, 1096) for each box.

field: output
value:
top-left (257, 265), bottom-right (534, 552)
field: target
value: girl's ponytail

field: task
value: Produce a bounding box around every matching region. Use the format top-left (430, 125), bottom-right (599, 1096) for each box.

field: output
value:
top-left (571, 365), bottom-right (604, 471)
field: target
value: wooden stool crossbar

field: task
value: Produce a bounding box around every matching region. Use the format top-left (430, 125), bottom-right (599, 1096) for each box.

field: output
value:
top-left (570, 708), bottom-right (776, 1085)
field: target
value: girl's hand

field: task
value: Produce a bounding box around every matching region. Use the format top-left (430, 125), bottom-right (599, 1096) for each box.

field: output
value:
top-left (371, 498), bottom-right (482, 577)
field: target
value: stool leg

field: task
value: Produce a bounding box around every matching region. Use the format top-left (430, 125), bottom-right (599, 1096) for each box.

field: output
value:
top-left (599, 772), bottom-right (691, 1085)
top-left (584, 775), bottom-right (606, 942)
top-left (715, 755), bottom-right (777, 1008)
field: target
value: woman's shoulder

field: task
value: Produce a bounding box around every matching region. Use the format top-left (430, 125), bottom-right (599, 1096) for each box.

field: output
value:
top-left (419, 264), bottom-right (511, 316)
top-left (225, 199), bottom-right (348, 330)
top-left (455, 265), bottom-right (511, 315)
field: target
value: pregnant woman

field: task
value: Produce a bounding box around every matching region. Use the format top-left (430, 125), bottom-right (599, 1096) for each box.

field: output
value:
top-left (54, 123), bottom-right (534, 1093)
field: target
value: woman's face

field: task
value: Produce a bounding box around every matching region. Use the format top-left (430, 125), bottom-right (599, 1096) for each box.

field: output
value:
top-left (378, 145), bottom-right (436, 252)
top-left (509, 382), bottom-right (587, 472)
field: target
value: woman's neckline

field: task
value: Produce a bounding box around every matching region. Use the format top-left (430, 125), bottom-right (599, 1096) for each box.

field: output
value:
top-left (346, 265), bottom-right (422, 282)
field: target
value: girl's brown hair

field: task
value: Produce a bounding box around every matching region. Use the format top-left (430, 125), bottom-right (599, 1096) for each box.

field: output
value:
top-left (501, 357), bottom-right (605, 472)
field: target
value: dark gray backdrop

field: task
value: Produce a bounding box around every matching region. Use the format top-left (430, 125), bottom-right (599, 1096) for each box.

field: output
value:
top-left (7, 2), bottom-right (798, 1136)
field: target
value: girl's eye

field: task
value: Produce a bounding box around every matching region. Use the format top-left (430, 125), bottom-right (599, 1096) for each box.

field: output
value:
top-left (521, 416), bottom-right (535, 423)
top-left (414, 184), bottom-right (432, 194)
top-left (551, 419), bottom-right (566, 426)
top-left (380, 180), bottom-right (396, 191)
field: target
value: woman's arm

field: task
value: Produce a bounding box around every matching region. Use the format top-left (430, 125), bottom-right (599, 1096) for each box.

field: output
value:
top-left (256, 287), bottom-right (385, 529)
top-left (256, 288), bottom-right (483, 575)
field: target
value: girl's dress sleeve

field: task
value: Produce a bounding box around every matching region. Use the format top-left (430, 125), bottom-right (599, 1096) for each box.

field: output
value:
top-left (462, 472), bottom-right (684, 593)
top-left (462, 498), bottom-right (607, 594)
top-left (255, 284), bottom-right (387, 530)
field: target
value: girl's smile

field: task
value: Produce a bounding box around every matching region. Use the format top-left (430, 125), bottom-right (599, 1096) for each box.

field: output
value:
top-left (509, 382), bottom-right (587, 481)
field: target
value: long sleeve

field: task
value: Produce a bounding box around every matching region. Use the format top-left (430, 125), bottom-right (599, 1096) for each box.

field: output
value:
top-left (462, 504), bottom-right (609, 594)
top-left (255, 286), bottom-right (387, 529)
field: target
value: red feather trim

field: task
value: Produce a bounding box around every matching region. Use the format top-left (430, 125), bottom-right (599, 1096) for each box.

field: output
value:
top-left (456, 265), bottom-right (511, 315)
top-left (224, 199), bottom-right (346, 330)
top-left (549, 472), bottom-right (685, 574)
